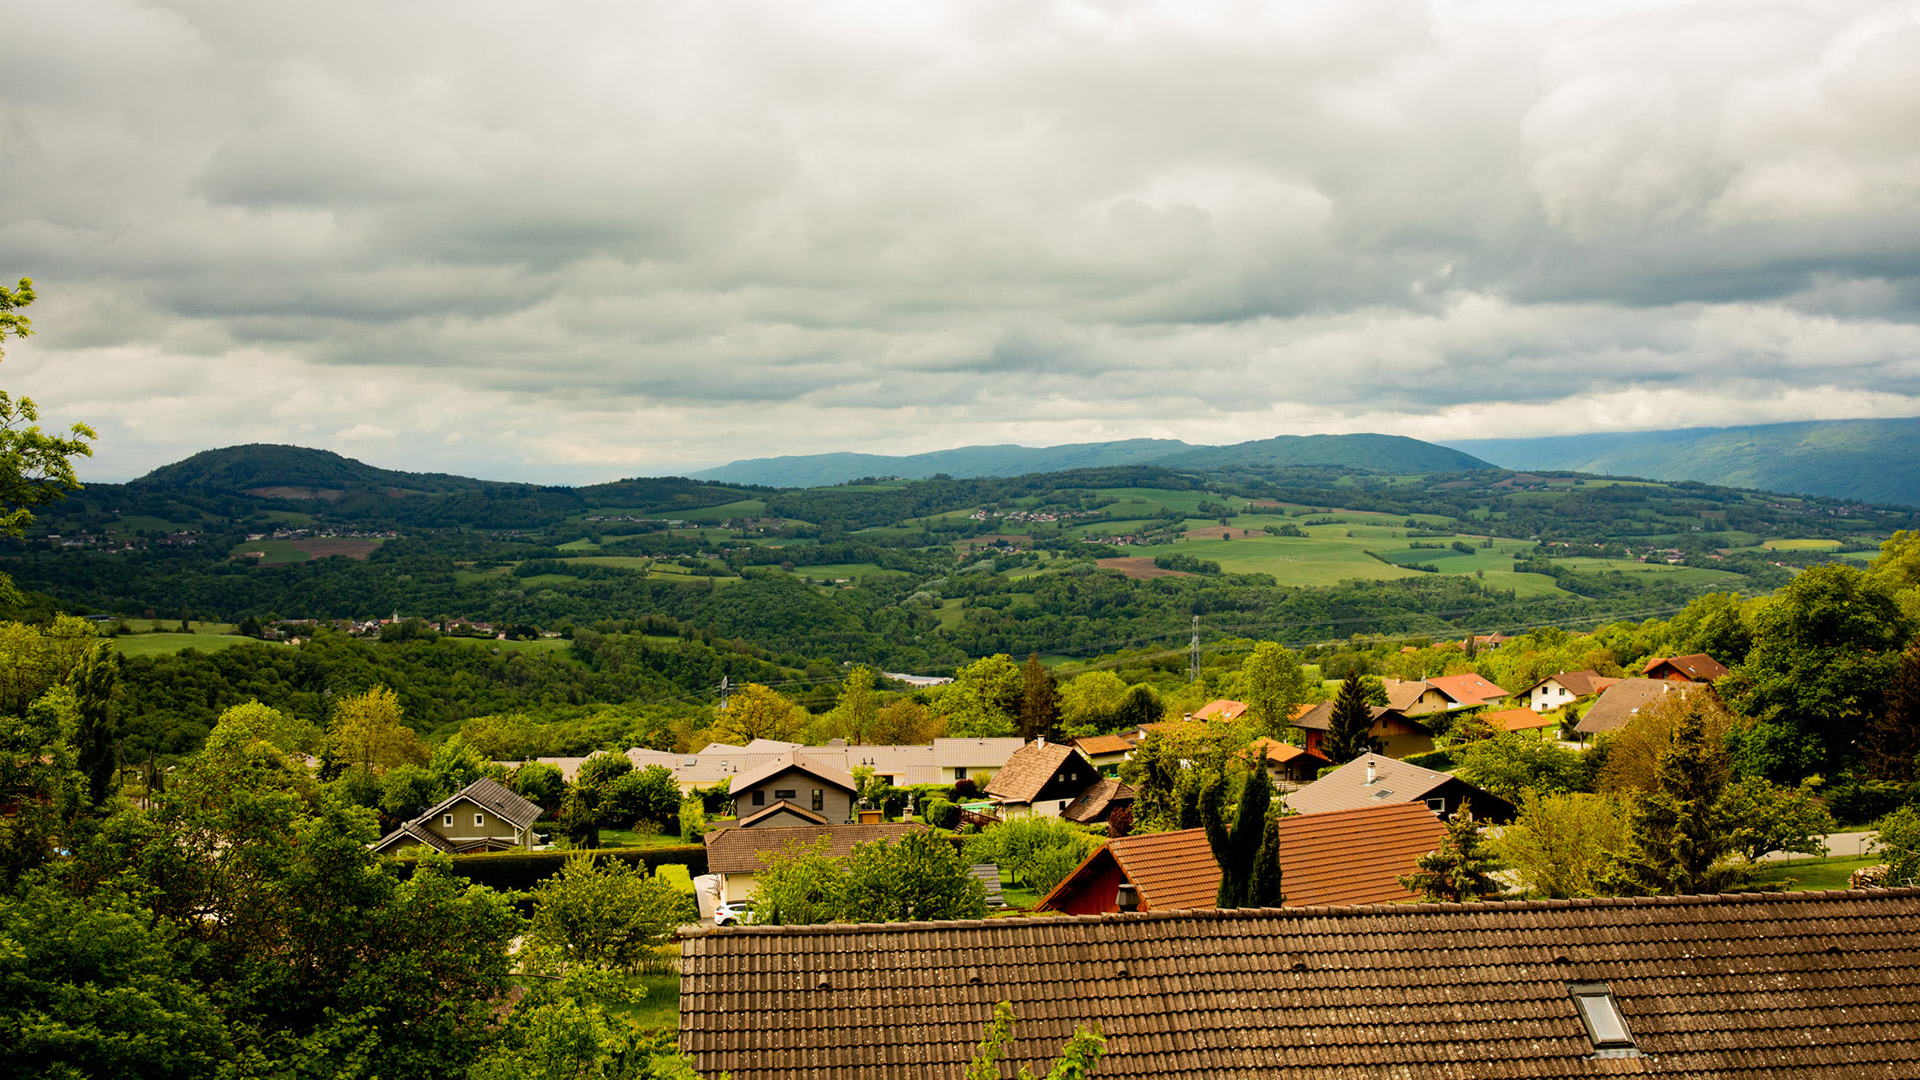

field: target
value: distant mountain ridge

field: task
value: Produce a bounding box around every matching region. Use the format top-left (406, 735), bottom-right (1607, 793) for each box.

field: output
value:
top-left (1445, 418), bottom-right (1920, 507)
top-left (689, 433), bottom-right (1493, 487)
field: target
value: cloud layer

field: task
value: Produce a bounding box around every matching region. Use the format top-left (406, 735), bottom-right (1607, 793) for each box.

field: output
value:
top-left (3, 0), bottom-right (1919, 482)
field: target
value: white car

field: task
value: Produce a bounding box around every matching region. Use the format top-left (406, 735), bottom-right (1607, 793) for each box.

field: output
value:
top-left (713, 901), bottom-right (755, 927)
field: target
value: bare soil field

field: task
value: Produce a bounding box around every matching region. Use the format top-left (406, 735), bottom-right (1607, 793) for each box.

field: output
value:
top-left (1096, 556), bottom-right (1194, 579)
top-left (290, 537), bottom-right (382, 560)
top-left (244, 486), bottom-right (345, 501)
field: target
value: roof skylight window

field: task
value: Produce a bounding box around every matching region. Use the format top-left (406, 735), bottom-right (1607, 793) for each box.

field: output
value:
top-left (1568, 982), bottom-right (1639, 1056)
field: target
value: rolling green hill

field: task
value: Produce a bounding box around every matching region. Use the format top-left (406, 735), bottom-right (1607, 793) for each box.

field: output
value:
top-left (1446, 418), bottom-right (1920, 507)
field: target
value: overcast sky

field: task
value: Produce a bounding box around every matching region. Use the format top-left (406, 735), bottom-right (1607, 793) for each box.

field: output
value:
top-left (4, 0), bottom-right (1919, 483)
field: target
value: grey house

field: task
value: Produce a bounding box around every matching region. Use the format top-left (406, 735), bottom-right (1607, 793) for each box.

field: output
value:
top-left (369, 777), bottom-right (545, 855)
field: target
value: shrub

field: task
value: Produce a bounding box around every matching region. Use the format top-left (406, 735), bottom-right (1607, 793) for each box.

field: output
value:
top-left (922, 798), bottom-right (959, 830)
top-left (384, 845), bottom-right (707, 892)
top-left (1826, 780), bottom-right (1908, 828)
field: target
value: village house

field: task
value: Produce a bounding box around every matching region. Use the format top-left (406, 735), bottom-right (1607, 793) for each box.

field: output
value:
top-left (1242, 736), bottom-right (1333, 786)
top-left (1291, 701), bottom-right (1436, 759)
top-left (1519, 669), bottom-right (1620, 713)
top-left (367, 777), bottom-right (545, 855)
top-left (1057, 778), bottom-right (1135, 827)
top-left (1283, 751), bottom-right (1516, 823)
top-left (984, 740), bottom-right (1100, 819)
top-left (1575, 678), bottom-right (1703, 739)
top-left (727, 752), bottom-right (858, 823)
top-left (1071, 734), bottom-right (1135, 774)
top-left (1642, 653), bottom-right (1730, 683)
top-left (701, 820), bottom-right (925, 904)
top-left (1036, 801), bottom-right (1446, 914)
top-left (679, 889), bottom-right (1920, 1078)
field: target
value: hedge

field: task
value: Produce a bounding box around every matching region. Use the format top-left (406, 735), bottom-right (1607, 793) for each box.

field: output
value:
top-left (1403, 749), bottom-right (1456, 772)
top-left (385, 844), bottom-right (708, 892)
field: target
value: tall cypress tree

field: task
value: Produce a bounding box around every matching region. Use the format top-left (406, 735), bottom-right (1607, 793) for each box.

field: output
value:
top-left (69, 644), bottom-right (119, 808)
top-left (1207, 771), bottom-right (1274, 908)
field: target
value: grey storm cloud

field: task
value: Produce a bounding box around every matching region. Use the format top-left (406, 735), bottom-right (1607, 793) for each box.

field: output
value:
top-left (2, 0), bottom-right (1920, 482)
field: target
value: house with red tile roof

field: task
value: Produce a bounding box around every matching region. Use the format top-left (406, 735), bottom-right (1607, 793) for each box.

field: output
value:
top-left (1642, 653), bottom-right (1729, 683)
top-left (1519, 669), bottom-right (1620, 713)
top-left (1034, 801), bottom-right (1447, 915)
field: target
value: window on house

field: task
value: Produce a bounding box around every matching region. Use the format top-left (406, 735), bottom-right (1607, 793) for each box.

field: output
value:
top-left (475, 813), bottom-right (485, 826)
top-left (752, 790), bottom-right (765, 806)
top-left (444, 814), bottom-right (454, 827)
top-left (1568, 983), bottom-right (1637, 1054)
top-left (774, 789), bottom-right (796, 800)
top-left (812, 789), bottom-right (824, 812)
top-left (1427, 798), bottom-right (1447, 813)
top-left (954, 767), bottom-right (968, 780)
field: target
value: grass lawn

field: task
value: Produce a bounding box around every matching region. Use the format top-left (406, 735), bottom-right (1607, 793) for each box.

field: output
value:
top-left (1749, 854), bottom-right (1880, 891)
top-left (110, 632), bottom-right (279, 657)
top-left (999, 883), bottom-right (1042, 910)
top-left (592, 828), bottom-right (700, 849)
top-left (609, 973), bottom-right (681, 1030)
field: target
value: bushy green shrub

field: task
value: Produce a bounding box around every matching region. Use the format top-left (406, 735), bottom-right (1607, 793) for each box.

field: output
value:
top-left (385, 844), bottom-right (707, 891)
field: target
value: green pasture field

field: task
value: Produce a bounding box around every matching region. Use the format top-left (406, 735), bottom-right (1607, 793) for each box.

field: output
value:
top-left (1090, 487), bottom-right (1240, 514)
top-left (777, 562), bottom-right (908, 580)
top-left (515, 573), bottom-right (579, 586)
top-left (557, 538), bottom-right (601, 550)
top-left (115, 619), bottom-right (237, 634)
top-left (561, 556), bottom-right (655, 569)
top-left (110, 633), bottom-right (281, 658)
top-left (228, 538), bottom-right (314, 565)
top-left (449, 637), bottom-right (574, 656)
top-left (1553, 558), bottom-right (1746, 586)
top-left (1134, 533), bottom-right (1422, 586)
top-left (666, 499), bottom-right (768, 523)
top-left (1476, 570), bottom-right (1571, 599)
top-left (1762, 538), bottom-right (1845, 551)
top-left (930, 599), bottom-right (968, 628)
top-left (453, 567), bottom-right (511, 585)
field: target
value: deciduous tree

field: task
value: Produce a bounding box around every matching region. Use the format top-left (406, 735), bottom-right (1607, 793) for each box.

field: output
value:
top-left (0, 278), bottom-right (95, 544)
top-left (1491, 791), bottom-right (1627, 899)
top-left (1237, 641), bottom-right (1312, 736)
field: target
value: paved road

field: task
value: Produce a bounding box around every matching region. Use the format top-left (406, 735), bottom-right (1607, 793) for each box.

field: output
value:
top-left (1758, 830), bottom-right (1880, 863)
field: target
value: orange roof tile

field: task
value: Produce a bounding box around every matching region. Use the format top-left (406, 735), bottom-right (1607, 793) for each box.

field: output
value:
top-left (1483, 707), bottom-right (1557, 732)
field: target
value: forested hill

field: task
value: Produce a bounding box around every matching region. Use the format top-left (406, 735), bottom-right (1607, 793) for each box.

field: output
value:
top-left (690, 433), bottom-right (1492, 486)
top-left (136, 443), bottom-right (492, 495)
top-left (1446, 417), bottom-right (1920, 507)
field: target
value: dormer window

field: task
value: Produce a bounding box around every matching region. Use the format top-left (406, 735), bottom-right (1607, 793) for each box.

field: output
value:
top-left (1568, 982), bottom-right (1638, 1056)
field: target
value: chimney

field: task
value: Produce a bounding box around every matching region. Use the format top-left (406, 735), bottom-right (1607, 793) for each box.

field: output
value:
top-left (1116, 883), bottom-right (1139, 913)
top-left (1365, 758), bottom-right (1377, 786)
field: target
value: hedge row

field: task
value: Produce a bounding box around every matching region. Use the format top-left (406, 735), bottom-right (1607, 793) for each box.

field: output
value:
top-left (385, 844), bottom-right (709, 891)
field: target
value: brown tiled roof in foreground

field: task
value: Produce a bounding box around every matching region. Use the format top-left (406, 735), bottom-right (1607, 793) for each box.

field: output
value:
top-left (679, 888), bottom-right (1920, 1080)
top-left (702, 821), bottom-right (926, 874)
